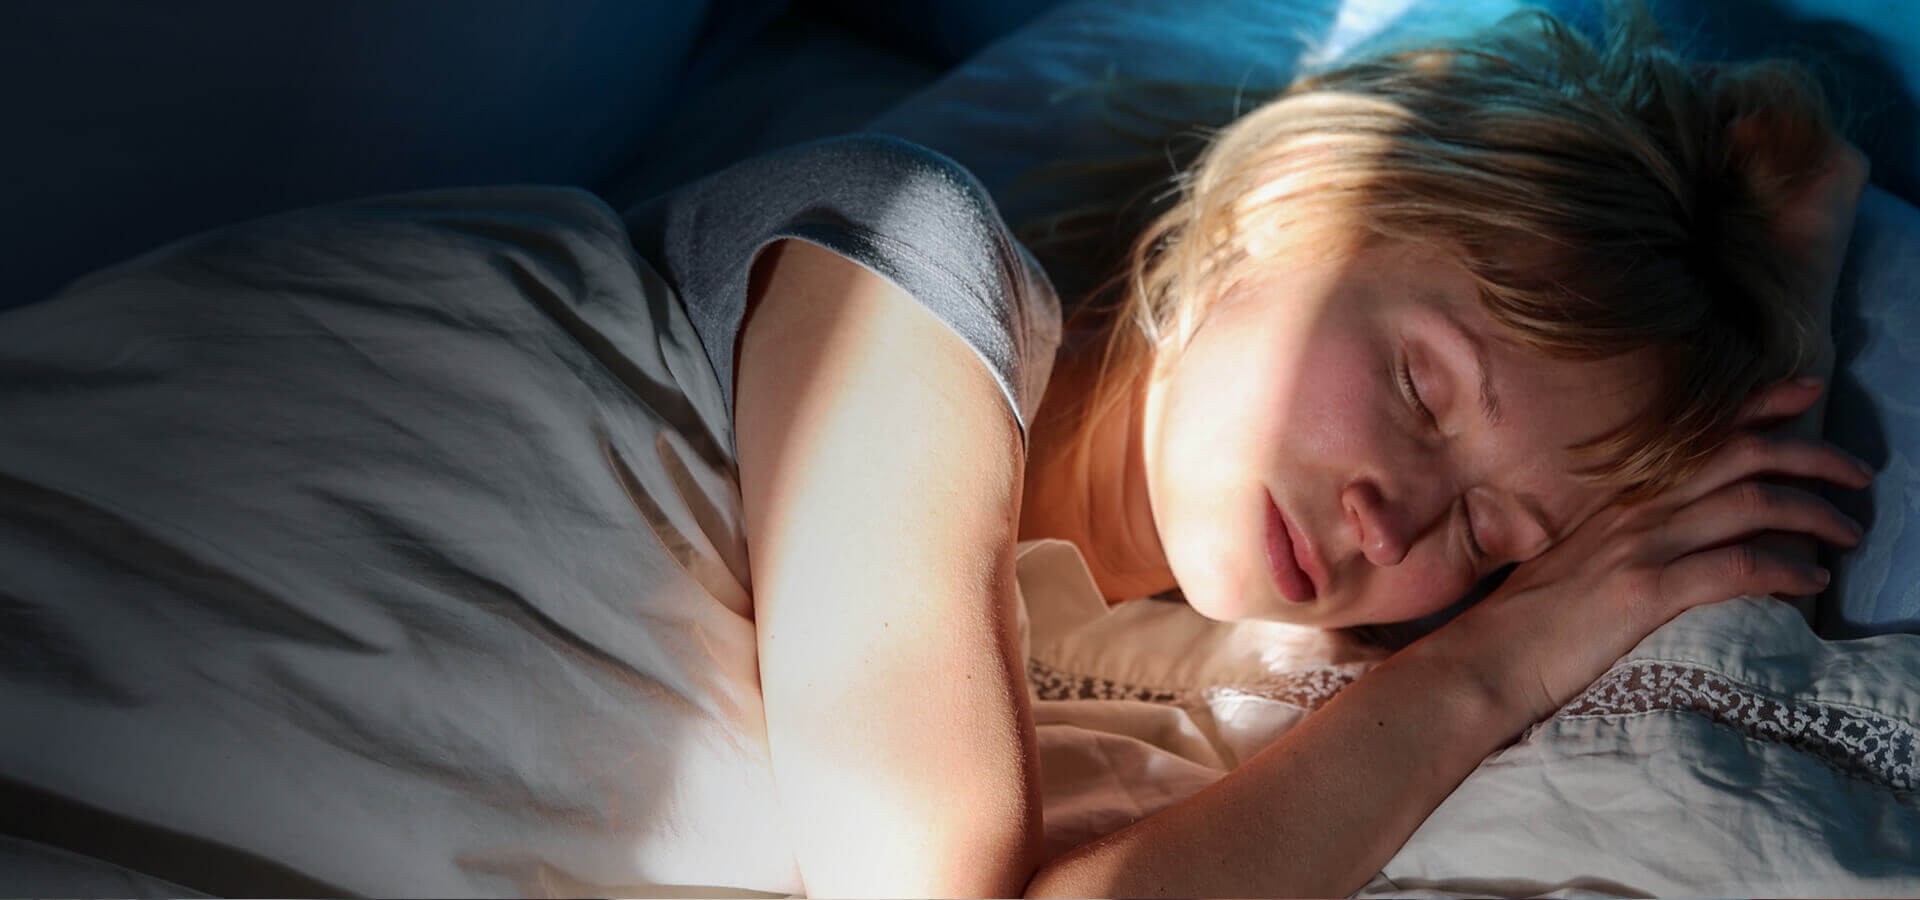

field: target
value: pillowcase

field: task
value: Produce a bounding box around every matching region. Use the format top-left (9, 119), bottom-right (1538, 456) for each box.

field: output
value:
top-left (1821, 185), bottom-right (1920, 635)
top-left (1362, 595), bottom-right (1920, 897)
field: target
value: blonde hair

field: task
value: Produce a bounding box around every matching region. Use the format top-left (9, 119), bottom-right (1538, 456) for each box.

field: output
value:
top-left (1053, 3), bottom-right (1838, 497)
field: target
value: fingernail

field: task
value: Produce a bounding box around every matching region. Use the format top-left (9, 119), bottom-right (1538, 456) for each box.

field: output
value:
top-left (1816, 567), bottom-right (1832, 585)
top-left (1793, 375), bottom-right (1825, 389)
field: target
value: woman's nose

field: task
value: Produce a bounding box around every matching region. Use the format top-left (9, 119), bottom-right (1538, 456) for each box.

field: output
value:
top-left (1342, 479), bottom-right (1417, 566)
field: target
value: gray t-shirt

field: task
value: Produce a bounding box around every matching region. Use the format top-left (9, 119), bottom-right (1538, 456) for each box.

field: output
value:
top-left (0, 136), bottom-right (1059, 896)
top-left (626, 133), bottom-right (1062, 451)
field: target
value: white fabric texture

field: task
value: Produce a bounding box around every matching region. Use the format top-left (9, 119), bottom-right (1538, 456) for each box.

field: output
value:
top-left (0, 151), bottom-right (1060, 896)
top-left (0, 186), bottom-right (799, 897)
top-left (1368, 598), bottom-right (1920, 897)
top-left (1013, 539), bottom-right (1390, 860)
top-left (1012, 540), bottom-right (1920, 896)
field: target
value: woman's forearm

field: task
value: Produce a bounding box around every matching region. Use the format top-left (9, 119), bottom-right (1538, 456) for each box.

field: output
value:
top-left (1025, 631), bottom-right (1527, 898)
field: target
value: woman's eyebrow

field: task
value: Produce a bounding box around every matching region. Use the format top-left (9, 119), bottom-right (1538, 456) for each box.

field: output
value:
top-left (1425, 304), bottom-right (1570, 539)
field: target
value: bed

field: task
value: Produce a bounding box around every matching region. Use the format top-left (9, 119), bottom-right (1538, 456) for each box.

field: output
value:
top-left (4, 0), bottom-right (1919, 895)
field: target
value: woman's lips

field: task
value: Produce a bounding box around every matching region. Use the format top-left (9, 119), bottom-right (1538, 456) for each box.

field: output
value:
top-left (1265, 496), bottom-right (1318, 604)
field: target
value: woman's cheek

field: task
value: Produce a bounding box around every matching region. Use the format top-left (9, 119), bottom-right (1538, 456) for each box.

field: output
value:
top-left (1286, 338), bottom-right (1393, 460)
top-left (1365, 557), bottom-right (1475, 624)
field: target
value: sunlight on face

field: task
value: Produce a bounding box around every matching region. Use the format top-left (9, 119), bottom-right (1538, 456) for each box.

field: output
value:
top-left (1141, 237), bottom-right (1660, 627)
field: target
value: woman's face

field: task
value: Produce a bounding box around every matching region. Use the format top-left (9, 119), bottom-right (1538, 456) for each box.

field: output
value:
top-left (1142, 236), bottom-right (1658, 627)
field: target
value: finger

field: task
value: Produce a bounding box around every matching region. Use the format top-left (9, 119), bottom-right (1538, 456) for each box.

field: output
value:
top-left (1657, 541), bottom-right (1830, 617)
top-left (1669, 432), bottom-right (1873, 507)
top-left (1658, 480), bottom-right (1864, 558)
top-left (1734, 376), bottom-right (1824, 428)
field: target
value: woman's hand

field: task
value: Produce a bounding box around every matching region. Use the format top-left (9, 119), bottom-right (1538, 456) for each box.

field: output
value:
top-left (1429, 377), bottom-right (1873, 725)
top-left (1768, 136), bottom-right (1870, 273)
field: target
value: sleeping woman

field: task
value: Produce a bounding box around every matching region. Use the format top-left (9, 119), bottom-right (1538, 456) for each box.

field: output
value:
top-left (0, 2), bottom-right (1872, 897)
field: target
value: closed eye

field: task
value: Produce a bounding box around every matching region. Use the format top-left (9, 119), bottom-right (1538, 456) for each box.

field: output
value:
top-left (1459, 499), bottom-right (1487, 562)
top-left (1396, 354), bottom-right (1436, 425)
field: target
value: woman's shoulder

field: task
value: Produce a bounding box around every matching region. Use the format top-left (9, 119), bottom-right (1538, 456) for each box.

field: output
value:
top-left (623, 134), bottom-right (1063, 449)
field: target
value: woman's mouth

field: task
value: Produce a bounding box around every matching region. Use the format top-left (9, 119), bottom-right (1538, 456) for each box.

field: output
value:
top-left (1265, 495), bottom-right (1318, 604)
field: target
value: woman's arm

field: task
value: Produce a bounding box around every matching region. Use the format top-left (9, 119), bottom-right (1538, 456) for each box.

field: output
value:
top-left (735, 239), bottom-right (1042, 897)
top-left (1766, 137), bottom-right (1869, 306)
top-left (1027, 628), bottom-right (1517, 897)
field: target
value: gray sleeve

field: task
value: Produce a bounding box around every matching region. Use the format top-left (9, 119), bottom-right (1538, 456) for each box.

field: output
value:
top-left (622, 134), bottom-right (1062, 449)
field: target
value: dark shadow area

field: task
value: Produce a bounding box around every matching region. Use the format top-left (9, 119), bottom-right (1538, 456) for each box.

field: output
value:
top-left (0, 776), bottom-right (350, 897)
top-left (1, 0), bottom-right (1070, 314)
top-left (1817, 213), bottom-right (1895, 636)
top-left (0, 1), bottom-right (719, 311)
top-left (1650, 0), bottom-right (1920, 637)
top-left (592, 5), bottom-right (947, 211)
top-left (1647, 0), bottom-right (1919, 203)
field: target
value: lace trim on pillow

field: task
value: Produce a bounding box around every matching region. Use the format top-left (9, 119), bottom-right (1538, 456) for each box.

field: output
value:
top-left (1560, 660), bottom-right (1920, 792)
top-left (1030, 656), bottom-right (1920, 792)
top-left (1026, 658), bottom-right (1368, 711)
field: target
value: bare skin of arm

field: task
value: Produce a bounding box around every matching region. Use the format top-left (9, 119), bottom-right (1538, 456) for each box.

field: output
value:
top-left (1028, 635), bottom-right (1516, 896)
top-left (736, 238), bottom-right (1043, 896)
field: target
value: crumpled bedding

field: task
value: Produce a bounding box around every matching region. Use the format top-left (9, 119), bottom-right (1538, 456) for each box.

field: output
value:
top-left (0, 186), bottom-right (798, 896)
top-left (1012, 539), bottom-right (1920, 896)
top-left (1013, 540), bottom-right (1390, 860)
top-left (1370, 597), bottom-right (1920, 897)
top-left (0, 130), bottom-right (1063, 897)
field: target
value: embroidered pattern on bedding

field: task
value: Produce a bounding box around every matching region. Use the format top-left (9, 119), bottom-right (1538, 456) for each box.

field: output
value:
top-left (1026, 658), bottom-right (1368, 711)
top-left (1560, 661), bottom-right (1920, 792)
top-left (1028, 656), bottom-right (1919, 792)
